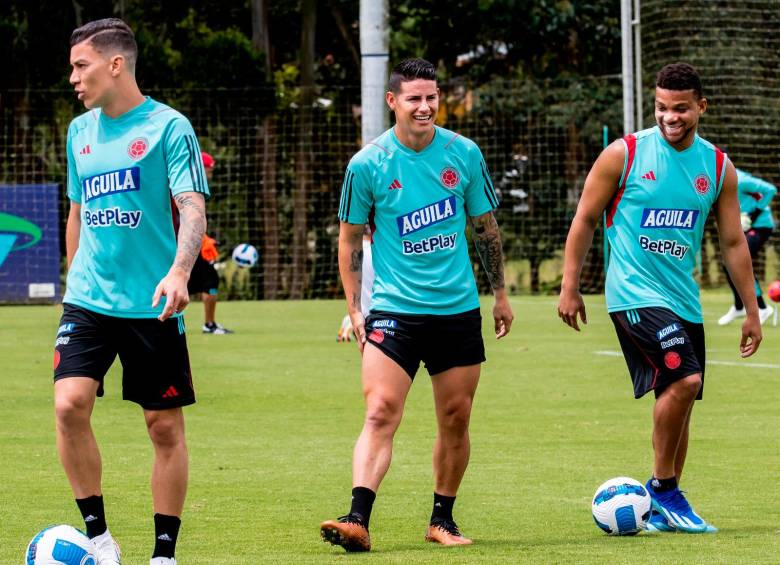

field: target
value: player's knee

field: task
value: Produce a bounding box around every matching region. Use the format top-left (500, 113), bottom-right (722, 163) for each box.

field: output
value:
top-left (54, 393), bottom-right (91, 430)
top-left (364, 397), bottom-right (401, 432)
top-left (438, 399), bottom-right (473, 435)
top-left (146, 414), bottom-right (185, 449)
top-left (671, 373), bottom-right (702, 400)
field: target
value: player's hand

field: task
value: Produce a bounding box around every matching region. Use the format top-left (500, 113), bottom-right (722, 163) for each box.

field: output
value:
top-left (558, 287), bottom-right (587, 331)
top-left (739, 312), bottom-right (762, 357)
top-left (493, 291), bottom-right (513, 339)
top-left (152, 267), bottom-right (190, 321)
top-left (348, 310), bottom-right (367, 353)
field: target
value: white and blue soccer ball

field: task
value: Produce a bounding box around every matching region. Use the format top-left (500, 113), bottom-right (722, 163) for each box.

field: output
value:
top-left (231, 243), bottom-right (258, 268)
top-left (591, 477), bottom-right (651, 535)
top-left (26, 525), bottom-right (96, 564)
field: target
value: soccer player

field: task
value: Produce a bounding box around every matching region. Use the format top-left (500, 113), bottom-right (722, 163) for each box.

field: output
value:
top-left (320, 58), bottom-right (513, 552)
top-left (717, 168), bottom-right (776, 325)
top-left (558, 63), bottom-right (762, 533)
top-left (188, 151), bottom-right (233, 334)
top-left (55, 18), bottom-right (208, 565)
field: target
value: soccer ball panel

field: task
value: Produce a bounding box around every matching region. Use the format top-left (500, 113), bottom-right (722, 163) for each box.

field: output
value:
top-left (26, 525), bottom-right (96, 564)
top-left (591, 476), bottom-right (651, 536)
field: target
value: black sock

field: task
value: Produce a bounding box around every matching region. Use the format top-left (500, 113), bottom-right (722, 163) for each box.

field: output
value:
top-left (349, 487), bottom-right (376, 528)
top-left (650, 476), bottom-right (678, 493)
top-left (152, 514), bottom-right (181, 559)
top-left (431, 492), bottom-right (456, 522)
top-left (758, 295), bottom-right (767, 309)
top-left (76, 495), bottom-right (107, 539)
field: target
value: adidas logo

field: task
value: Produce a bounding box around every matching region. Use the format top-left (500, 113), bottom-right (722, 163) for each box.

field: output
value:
top-left (84, 514), bottom-right (98, 522)
top-left (641, 170), bottom-right (657, 180)
top-left (157, 533), bottom-right (173, 542)
top-left (162, 386), bottom-right (179, 398)
top-left (388, 178), bottom-right (402, 190)
top-left (434, 503), bottom-right (442, 507)
top-left (79, 145), bottom-right (92, 155)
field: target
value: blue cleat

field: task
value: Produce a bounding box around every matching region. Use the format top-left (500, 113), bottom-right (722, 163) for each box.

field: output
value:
top-left (644, 510), bottom-right (676, 533)
top-left (645, 479), bottom-right (711, 533)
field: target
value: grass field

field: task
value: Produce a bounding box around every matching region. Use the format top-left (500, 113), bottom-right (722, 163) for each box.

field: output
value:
top-left (2, 293), bottom-right (779, 564)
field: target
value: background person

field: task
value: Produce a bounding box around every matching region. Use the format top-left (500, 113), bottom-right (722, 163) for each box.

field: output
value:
top-left (718, 168), bottom-right (776, 325)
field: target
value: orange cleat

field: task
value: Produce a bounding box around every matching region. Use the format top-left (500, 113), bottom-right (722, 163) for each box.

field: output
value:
top-left (425, 518), bottom-right (473, 546)
top-left (320, 515), bottom-right (371, 552)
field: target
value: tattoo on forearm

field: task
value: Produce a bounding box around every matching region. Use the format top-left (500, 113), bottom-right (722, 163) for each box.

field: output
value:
top-left (173, 193), bottom-right (207, 273)
top-left (351, 292), bottom-right (361, 310)
top-left (350, 249), bottom-right (363, 272)
top-left (472, 213), bottom-right (505, 290)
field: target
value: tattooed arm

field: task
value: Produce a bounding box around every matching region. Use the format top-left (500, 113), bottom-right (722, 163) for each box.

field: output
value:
top-left (339, 221), bottom-right (367, 350)
top-left (471, 211), bottom-right (514, 338)
top-left (152, 191), bottom-right (207, 321)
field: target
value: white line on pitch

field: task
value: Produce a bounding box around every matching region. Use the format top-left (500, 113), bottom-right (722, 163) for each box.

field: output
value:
top-left (593, 350), bottom-right (780, 369)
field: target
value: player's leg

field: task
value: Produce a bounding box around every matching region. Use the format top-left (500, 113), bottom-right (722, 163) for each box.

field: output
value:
top-left (202, 292), bottom-right (216, 324)
top-left (674, 402), bottom-right (694, 481)
top-left (144, 407), bottom-right (188, 563)
top-left (425, 364), bottom-right (480, 545)
top-left (53, 305), bottom-right (121, 562)
top-left (746, 228), bottom-right (774, 321)
top-left (118, 315), bottom-right (195, 563)
top-left (321, 342), bottom-right (413, 552)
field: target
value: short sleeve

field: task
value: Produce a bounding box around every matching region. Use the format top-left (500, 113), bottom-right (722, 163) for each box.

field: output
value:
top-left (66, 123), bottom-right (81, 203)
top-left (163, 117), bottom-right (211, 198)
top-left (337, 159), bottom-right (373, 224)
top-left (464, 143), bottom-right (499, 217)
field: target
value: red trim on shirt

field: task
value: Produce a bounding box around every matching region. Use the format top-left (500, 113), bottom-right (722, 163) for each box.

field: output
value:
top-left (715, 146), bottom-right (725, 190)
top-left (606, 134), bottom-right (636, 228)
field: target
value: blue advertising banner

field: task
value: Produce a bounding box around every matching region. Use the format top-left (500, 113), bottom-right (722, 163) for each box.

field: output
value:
top-left (0, 184), bottom-right (61, 303)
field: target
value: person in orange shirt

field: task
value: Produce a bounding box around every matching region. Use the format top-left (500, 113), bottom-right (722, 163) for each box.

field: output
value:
top-left (187, 152), bottom-right (233, 334)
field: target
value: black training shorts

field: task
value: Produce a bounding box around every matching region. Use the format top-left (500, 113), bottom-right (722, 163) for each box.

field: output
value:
top-left (364, 308), bottom-right (486, 379)
top-left (610, 307), bottom-right (705, 400)
top-left (187, 255), bottom-right (219, 295)
top-left (53, 303), bottom-right (195, 410)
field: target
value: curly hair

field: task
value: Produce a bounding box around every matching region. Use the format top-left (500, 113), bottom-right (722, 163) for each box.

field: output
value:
top-left (656, 63), bottom-right (702, 99)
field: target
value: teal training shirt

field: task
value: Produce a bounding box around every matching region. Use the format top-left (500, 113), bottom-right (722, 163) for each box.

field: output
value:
top-left (604, 126), bottom-right (727, 323)
top-left (64, 97), bottom-right (210, 318)
top-left (736, 168), bottom-right (776, 229)
top-left (338, 126), bottom-right (498, 315)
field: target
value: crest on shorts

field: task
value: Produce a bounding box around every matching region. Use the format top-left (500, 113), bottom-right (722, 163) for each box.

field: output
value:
top-left (127, 137), bottom-right (149, 160)
top-left (664, 351), bottom-right (682, 370)
top-left (693, 174), bottom-right (710, 195)
top-left (368, 329), bottom-right (385, 344)
top-left (440, 167), bottom-right (460, 189)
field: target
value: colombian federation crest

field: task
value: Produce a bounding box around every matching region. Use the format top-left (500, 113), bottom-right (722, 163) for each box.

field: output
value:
top-left (440, 167), bottom-right (460, 189)
top-left (693, 174), bottom-right (710, 195)
top-left (127, 137), bottom-right (149, 160)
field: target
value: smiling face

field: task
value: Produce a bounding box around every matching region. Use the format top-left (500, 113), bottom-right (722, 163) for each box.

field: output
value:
top-left (69, 40), bottom-right (119, 109)
top-left (654, 87), bottom-right (707, 150)
top-left (386, 79), bottom-right (439, 150)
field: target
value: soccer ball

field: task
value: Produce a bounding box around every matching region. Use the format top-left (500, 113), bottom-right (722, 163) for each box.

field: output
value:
top-left (767, 280), bottom-right (780, 303)
top-left (591, 477), bottom-right (651, 535)
top-left (26, 525), bottom-right (96, 564)
top-left (231, 243), bottom-right (258, 268)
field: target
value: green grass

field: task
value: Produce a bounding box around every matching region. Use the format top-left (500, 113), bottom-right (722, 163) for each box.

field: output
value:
top-left (1, 293), bottom-right (779, 564)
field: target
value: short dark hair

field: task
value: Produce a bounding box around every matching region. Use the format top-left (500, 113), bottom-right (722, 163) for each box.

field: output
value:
top-left (656, 63), bottom-right (702, 99)
top-left (388, 58), bottom-right (437, 93)
top-left (70, 18), bottom-right (138, 72)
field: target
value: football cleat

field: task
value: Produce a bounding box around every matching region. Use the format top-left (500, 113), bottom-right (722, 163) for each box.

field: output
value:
top-left (643, 510), bottom-right (675, 533)
top-left (320, 514), bottom-right (371, 552)
top-left (91, 530), bottom-right (121, 564)
top-left (718, 306), bottom-right (745, 326)
top-left (149, 559), bottom-right (176, 565)
top-left (337, 314), bottom-right (353, 342)
top-left (759, 305), bottom-right (774, 325)
top-left (425, 518), bottom-right (473, 545)
top-left (202, 322), bottom-right (234, 334)
top-left (645, 480), bottom-right (710, 533)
